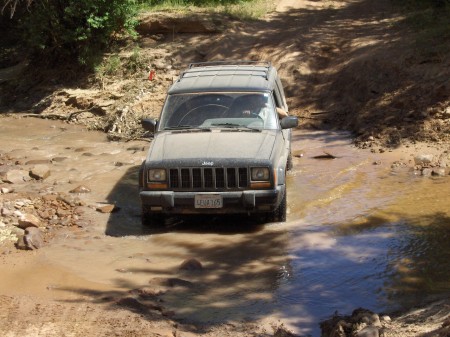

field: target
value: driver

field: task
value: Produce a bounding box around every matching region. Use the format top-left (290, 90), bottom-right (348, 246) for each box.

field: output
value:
top-left (240, 94), bottom-right (267, 117)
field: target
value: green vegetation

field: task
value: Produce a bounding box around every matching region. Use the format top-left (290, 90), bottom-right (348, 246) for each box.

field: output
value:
top-left (393, 0), bottom-right (450, 55)
top-left (0, 0), bottom-right (271, 69)
top-left (136, 0), bottom-right (273, 19)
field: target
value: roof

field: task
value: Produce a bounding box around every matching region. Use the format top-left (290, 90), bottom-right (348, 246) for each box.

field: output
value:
top-left (167, 61), bottom-right (278, 94)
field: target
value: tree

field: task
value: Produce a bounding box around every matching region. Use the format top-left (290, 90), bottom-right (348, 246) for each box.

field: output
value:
top-left (1, 0), bottom-right (138, 66)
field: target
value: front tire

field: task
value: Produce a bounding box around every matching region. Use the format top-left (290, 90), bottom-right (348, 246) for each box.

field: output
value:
top-left (141, 206), bottom-right (165, 227)
top-left (286, 152), bottom-right (293, 171)
top-left (266, 188), bottom-right (287, 223)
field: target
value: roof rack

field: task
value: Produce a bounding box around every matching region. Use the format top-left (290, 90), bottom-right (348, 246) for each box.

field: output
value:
top-left (179, 61), bottom-right (272, 82)
top-left (188, 61), bottom-right (271, 69)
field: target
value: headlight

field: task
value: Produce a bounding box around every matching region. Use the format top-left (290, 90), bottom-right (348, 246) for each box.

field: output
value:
top-left (148, 169), bottom-right (166, 182)
top-left (251, 167), bottom-right (270, 181)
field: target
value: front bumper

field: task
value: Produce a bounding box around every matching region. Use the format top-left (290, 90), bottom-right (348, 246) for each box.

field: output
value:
top-left (140, 186), bottom-right (285, 215)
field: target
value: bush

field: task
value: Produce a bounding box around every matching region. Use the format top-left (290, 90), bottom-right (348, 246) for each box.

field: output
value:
top-left (15, 0), bottom-right (138, 67)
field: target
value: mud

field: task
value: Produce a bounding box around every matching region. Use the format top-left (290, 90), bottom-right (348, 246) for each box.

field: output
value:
top-left (1, 116), bottom-right (449, 336)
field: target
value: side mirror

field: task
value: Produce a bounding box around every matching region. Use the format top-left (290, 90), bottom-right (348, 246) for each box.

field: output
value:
top-left (141, 118), bottom-right (158, 133)
top-left (280, 116), bottom-right (298, 129)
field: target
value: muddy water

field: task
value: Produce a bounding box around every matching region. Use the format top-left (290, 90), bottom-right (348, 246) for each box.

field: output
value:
top-left (1, 117), bottom-right (449, 336)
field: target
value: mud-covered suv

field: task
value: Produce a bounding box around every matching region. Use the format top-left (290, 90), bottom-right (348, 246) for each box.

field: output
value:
top-left (139, 61), bottom-right (298, 226)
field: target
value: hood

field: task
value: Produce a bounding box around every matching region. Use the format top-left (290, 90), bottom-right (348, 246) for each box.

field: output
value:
top-left (148, 129), bottom-right (276, 162)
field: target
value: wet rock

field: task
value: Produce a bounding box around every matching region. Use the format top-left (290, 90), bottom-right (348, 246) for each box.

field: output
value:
top-left (69, 185), bottom-right (91, 193)
top-left (17, 213), bottom-right (41, 229)
top-left (179, 258), bottom-right (203, 271)
top-left (414, 154), bottom-right (434, 166)
top-left (29, 164), bottom-right (51, 180)
top-left (321, 308), bottom-right (383, 337)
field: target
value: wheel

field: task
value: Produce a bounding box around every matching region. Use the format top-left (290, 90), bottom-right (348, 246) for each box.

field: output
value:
top-left (266, 188), bottom-right (287, 223)
top-left (141, 206), bottom-right (165, 227)
top-left (286, 151), bottom-right (293, 171)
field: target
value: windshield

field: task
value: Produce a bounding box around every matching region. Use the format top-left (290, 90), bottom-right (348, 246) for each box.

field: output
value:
top-left (158, 92), bottom-right (278, 131)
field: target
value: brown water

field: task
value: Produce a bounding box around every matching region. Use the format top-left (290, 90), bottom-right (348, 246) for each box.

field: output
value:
top-left (1, 117), bottom-right (449, 336)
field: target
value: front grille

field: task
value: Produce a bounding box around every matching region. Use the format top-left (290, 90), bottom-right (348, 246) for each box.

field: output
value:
top-left (169, 167), bottom-right (248, 190)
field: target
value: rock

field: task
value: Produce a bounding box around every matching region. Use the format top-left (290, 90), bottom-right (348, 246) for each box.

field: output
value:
top-left (149, 277), bottom-right (193, 288)
top-left (1, 207), bottom-right (12, 216)
top-left (432, 168), bottom-right (446, 177)
top-left (29, 164), bottom-right (51, 180)
top-left (116, 296), bottom-right (147, 312)
top-left (414, 154), bottom-right (434, 166)
top-left (438, 153), bottom-right (448, 168)
top-left (179, 258), bottom-right (203, 271)
top-left (422, 168), bottom-right (433, 177)
top-left (380, 315), bottom-right (391, 322)
top-left (273, 326), bottom-right (298, 337)
top-left (1, 187), bottom-right (12, 194)
top-left (51, 156), bottom-right (68, 162)
top-left (161, 310), bottom-right (175, 317)
top-left (165, 277), bottom-right (193, 288)
top-left (96, 204), bottom-right (119, 213)
top-left (355, 326), bottom-right (379, 337)
top-left (17, 213), bottom-right (41, 229)
top-left (69, 185), bottom-right (91, 193)
top-left (15, 235), bottom-right (28, 250)
top-left (25, 159), bottom-right (50, 165)
top-left (2, 169), bottom-right (30, 184)
top-left (24, 227), bottom-right (44, 249)
top-left (353, 309), bottom-right (381, 327)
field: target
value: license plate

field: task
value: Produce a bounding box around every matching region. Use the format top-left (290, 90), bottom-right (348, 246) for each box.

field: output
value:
top-left (195, 194), bottom-right (223, 208)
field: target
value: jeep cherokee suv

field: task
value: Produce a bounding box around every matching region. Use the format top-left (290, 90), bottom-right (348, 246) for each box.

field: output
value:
top-left (139, 61), bottom-right (298, 226)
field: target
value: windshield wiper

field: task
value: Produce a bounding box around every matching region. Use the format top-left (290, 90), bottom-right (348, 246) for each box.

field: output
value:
top-left (164, 125), bottom-right (211, 131)
top-left (211, 123), bottom-right (261, 131)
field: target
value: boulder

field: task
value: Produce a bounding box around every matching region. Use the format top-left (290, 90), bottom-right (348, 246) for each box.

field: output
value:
top-left (29, 164), bottom-right (51, 180)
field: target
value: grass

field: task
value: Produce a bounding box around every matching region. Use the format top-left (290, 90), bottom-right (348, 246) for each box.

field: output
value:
top-left (137, 0), bottom-right (276, 19)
